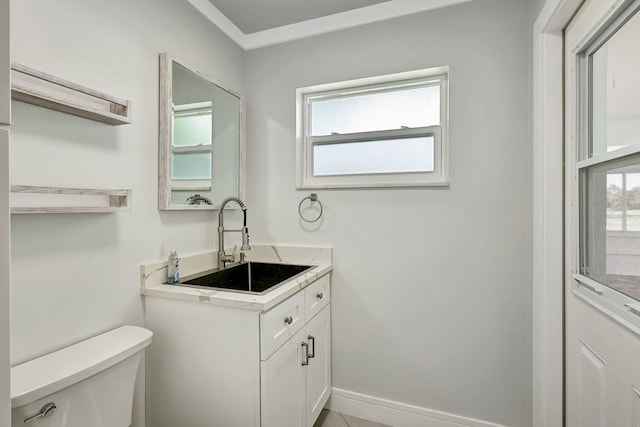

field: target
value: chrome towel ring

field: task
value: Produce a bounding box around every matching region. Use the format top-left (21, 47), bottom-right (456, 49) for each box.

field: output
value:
top-left (298, 193), bottom-right (323, 223)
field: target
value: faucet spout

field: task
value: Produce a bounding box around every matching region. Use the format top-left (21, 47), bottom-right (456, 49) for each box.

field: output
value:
top-left (218, 197), bottom-right (251, 270)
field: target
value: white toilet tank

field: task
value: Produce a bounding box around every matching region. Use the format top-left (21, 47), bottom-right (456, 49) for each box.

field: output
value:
top-left (10, 325), bottom-right (152, 427)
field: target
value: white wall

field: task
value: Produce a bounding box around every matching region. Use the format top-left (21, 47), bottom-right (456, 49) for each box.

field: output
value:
top-left (244, 0), bottom-right (532, 425)
top-left (531, 0), bottom-right (548, 23)
top-left (9, 0), bottom-right (243, 425)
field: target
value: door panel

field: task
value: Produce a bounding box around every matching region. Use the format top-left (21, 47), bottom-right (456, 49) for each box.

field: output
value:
top-left (566, 1), bottom-right (640, 426)
top-left (576, 337), bottom-right (606, 427)
top-left (567, 297), bottom-right (640, 426)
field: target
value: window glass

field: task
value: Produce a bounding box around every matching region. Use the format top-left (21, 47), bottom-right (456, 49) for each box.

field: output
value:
top-left (309, 85), bottom-right (439, 136)
top-left (313, 136), bottom-right (434, 176)
top-left (607, 172), bottom-right (640, 232)
top-left (173, 113), bottom-right (212, 147)
top-left (172, 152), bottom-right (212, 180)
top-left (171, 102), bottom-right (213, 181)
top-left (582, 154), bottom-right (640, 301)
top-left (589, 9), bottom-right (640, 157)
top-left (173, 103), bottom-right (213, 148)
top-left (626, 173), bottom-right (640, 232)
top-left (607, 173), bottom-right (623, 231)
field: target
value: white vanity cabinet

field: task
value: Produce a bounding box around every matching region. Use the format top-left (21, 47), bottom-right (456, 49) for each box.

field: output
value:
top-left (261, 276), bottom-right (331, 427)
top-left (144, 271), bottom-right (331, 427)
top-left (261, 305), bottom-right (331, 427)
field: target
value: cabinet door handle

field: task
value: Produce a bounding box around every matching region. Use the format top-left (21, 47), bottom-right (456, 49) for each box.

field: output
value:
top-left (301, 342), bottom-right (309, 366)
top-left (284, 316), bottom-right (293, 325)
top-left (316, 292), bottom-right (324, 300)
top-left (308, 335), bottom-right (315, 358)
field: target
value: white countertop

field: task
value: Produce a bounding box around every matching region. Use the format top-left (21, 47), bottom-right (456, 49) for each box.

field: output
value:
top-left (140, 245), bottom-right (332, 312)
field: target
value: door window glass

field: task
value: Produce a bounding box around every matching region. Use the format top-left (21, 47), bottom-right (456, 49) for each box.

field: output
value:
top-left (581, 155), bottom-right (640, 300)
top-left (589, 9), bottom-right (640, 157)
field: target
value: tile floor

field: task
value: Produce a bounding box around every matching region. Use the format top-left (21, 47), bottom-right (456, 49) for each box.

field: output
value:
top-left (313, 409), bottom-right (393, 427)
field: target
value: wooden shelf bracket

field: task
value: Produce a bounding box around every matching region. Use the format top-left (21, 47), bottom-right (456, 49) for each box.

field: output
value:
top-left (10, 63), bottom-right (132, 125)
top-left (10, 185), bottom-right (132, 214)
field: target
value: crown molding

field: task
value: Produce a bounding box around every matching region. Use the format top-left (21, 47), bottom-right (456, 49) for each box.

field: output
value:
top-left (187, 0), bottom-right (474, 50)
top-left (187, 0), bottom-right (246, 46)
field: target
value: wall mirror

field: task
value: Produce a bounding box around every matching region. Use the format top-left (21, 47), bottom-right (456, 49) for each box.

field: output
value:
top-left (159, 52), bottom-right (243, 210)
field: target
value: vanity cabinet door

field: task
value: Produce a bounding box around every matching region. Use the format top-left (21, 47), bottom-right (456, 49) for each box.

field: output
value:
top-left (261, 305), bottom-right (332, 427)
top-left (304, 305), bottom-right (331, 427)
top-left (261, 327), bottom-right (306, 427)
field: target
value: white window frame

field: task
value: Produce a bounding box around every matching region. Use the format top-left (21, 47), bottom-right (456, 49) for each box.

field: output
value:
top-left (171, 101), bottom-right (214, 190)
top-left (296, 67), bottom-right (449, 189)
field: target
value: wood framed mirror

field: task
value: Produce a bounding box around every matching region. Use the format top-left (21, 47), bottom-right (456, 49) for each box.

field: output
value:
top-left (158, 53), bottom-right (243, 210)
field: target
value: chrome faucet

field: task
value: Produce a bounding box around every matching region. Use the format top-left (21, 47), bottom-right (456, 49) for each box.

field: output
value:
top-left (218, 196), bottom-right (250, 270)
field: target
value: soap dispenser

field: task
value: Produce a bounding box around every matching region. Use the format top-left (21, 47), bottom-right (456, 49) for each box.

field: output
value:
top-left (167, 250), bottom-right (179, 284)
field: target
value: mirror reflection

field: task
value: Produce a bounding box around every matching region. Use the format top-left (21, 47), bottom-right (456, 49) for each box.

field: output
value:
top-left (159, 53), bottom-right (242, 210)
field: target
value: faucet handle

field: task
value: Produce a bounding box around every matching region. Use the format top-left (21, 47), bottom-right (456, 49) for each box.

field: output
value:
top-left (220, 253), bottom-right (236, 263)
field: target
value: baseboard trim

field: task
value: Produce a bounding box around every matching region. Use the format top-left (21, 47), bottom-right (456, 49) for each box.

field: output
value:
top-left (326, 388), bottom-right (509, 427)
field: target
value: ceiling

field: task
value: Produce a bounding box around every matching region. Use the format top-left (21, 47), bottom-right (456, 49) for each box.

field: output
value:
top-left (187, 0), bottom-right (473, 50)
top-left (208, 0), bottom-right (390, 34)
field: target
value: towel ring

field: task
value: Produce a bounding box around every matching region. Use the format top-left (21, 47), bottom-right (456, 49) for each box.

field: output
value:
top-left (298, 193), bottom-right (323, 223)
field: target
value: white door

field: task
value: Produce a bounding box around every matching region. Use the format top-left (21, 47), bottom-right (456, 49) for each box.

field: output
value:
top-left (0, 0), bottom-right (9, 125)
top-left (0, 0), bottom-right (10, 418)
top-left (565, 1), bottom-right (640, 426)
top-left (261, 327), bottom-right (306, 427)
top-left (304, 305), bottom-right (331, 427)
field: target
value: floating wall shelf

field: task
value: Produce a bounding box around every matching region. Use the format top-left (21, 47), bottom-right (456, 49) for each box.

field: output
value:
top-left (10, 63), bottom-right (132, 125)
top-left (10, 186), bottom-right (132, 214)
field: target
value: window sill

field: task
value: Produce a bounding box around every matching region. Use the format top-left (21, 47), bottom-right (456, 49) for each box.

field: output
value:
top-left (296, 180), bottom-right (449, 190)
top-left (572, 273), bottom-right (640, 337)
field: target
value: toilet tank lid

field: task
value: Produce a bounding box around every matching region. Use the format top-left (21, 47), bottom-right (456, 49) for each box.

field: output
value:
top-left (11, 325), bottom-right (153, 408)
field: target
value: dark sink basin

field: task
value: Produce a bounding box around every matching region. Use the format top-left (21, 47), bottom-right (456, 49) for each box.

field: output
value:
top-left (176, 262), bottom-right (312, 295)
